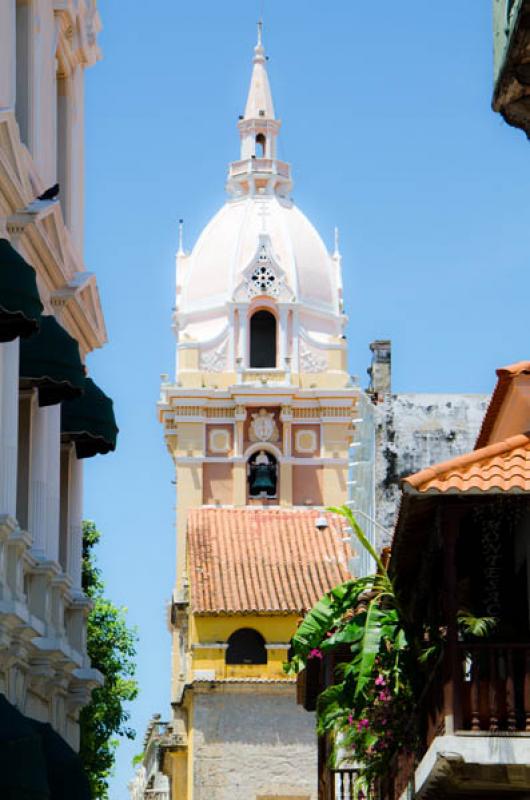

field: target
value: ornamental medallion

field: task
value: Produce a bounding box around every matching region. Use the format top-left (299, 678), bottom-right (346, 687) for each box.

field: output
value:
top-left (249, 408), bottom-right (279, 443)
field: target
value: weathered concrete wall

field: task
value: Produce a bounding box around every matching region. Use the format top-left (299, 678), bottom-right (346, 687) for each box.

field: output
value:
top-left (375, 393), bottom-right (489, 544)
top-left (192, 687), bottom-right (317, 800)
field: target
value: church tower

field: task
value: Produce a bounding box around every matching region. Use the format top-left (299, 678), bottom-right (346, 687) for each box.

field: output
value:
top-left (157, 25), bottom-right (357, 800)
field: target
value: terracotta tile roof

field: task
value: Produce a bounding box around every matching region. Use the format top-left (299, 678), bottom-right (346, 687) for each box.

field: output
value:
top-left (188, 507), bottom-right (351, 615)
top-left (402, 433), bottom-right (530, 494)
top-left (475, 361), bottom-right (530, 449)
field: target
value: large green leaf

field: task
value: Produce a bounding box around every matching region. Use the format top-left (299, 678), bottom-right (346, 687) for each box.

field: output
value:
top-left (352, 599), bottom-right (388, 699)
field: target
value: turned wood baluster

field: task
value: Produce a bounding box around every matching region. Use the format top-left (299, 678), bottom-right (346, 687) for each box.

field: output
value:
top-left (506, 648), bottom-right (516, 732)
top-left (470, 648), bottom-right (481, 731)
top-left (525, 649), bottom-right (530, 732)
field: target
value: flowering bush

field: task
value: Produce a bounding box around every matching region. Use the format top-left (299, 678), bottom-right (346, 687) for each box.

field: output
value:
top-left (285, 506), bottom-right (418, 788)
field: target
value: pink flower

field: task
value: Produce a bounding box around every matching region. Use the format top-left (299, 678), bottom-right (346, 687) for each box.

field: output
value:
top-left (308, 648), bottom-right (323, 660)
top-left (379, 690), bottom-right (391, 702)
top-left (348, 714), bottom-right (354, 726)
top-left (357, 718), bottom-right (369, 731)
top-left (375, 675), bottom-right (386, 686)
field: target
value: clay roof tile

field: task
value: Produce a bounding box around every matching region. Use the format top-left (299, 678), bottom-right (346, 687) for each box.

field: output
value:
top-left (187, 507), bottom-right (351, 615)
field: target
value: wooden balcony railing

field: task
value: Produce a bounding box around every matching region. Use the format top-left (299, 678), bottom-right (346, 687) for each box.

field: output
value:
top-left (379, 642), bottom-right (530, 800)
top-left (459, 642), bottom-right (530, 733)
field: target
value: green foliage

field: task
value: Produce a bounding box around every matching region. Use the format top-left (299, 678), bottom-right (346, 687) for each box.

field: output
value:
top-left (79, 521), bottom-right (139, 800)
top-left (457, 609), bottom-right (497, 638)
top-left (287, 505), bottom-right (498, 788)
top-left (287, 506), bottom-right (416, 783)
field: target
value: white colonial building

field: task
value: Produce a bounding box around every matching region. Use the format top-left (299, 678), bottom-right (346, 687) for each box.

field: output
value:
top-left (0, 1), bottom-right (116, 793)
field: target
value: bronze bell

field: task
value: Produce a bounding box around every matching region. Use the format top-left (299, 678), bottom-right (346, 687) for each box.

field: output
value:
top-left (249, 455), bottom-right (276, 496)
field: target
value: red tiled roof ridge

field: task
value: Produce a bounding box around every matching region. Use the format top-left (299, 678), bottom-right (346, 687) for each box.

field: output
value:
top-left (476, 361), bottom-right (530, 449)
top-left (403, 432), bottom-right (530, 492)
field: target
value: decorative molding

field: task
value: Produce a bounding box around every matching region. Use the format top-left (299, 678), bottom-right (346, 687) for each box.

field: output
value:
top-left (233, 234), bottom-right (295, 303)
top-left (208, 428), bottom-right (231, 454)
top-left (300, 341), bottom-right (327, 373)
top-left (294, 429), bottom-right (318, 454)
top-left (199, 339), bottom-right (228, 373)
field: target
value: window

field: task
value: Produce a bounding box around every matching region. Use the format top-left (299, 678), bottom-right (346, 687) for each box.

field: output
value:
top-left (256, 133), bottom-right (266, 157)
top-left (226, 629), bottom-right (267, 665)
top-left (250, 310), bottom-right (276, 368)
top-left (15, 1), bottom-right (31, 147)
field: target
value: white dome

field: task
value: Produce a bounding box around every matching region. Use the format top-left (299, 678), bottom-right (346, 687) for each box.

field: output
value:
top-left (179, 195), bottom-right (338, 317)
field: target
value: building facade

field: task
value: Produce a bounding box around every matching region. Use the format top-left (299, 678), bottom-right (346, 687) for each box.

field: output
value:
top-left (131, 24), bottom-right (366, 800)
top-left (0, 0), bottom-right (116, 784)
top-left (367, 341), bottom-right (488, 542)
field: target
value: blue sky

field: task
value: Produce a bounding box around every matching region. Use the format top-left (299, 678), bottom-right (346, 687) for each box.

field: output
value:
top-left (82, 2), bottom-right (530, 796)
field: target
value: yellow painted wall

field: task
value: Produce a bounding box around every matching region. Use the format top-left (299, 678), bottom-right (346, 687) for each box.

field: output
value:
top-left (189, 613), bottom-right (300, 682)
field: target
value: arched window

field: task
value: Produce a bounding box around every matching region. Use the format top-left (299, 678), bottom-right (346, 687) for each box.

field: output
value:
top-left (226, 629), bottom-right (267, 665)
top-left (255, 133), bottom-right (266, 157)
top-left (250, 310), bottom-right (276, 368)
top-left (248, 450), bottom-right (277, 497)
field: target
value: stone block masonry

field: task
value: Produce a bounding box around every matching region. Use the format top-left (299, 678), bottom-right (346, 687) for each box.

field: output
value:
top-left (192, 689), bottom-right (317, 800)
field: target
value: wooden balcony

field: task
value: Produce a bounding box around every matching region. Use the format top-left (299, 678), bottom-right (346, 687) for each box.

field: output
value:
top-left (381, 641), bottom-right (530, 800)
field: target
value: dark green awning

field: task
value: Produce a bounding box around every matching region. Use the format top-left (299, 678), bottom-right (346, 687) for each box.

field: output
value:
top-left (30, 722), bottom-right (90, 800)
top-left (61, 376), bottom-right (118, 458)
top-left (0, 239), bottom-right (43, 342)
top-left (0, 694), bottom-right (49, 800)
top-left (20, 315), bottom-right (85, 407)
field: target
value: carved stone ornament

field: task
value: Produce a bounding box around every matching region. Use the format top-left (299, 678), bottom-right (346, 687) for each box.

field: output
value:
top-left (199, 340), bottom-right (228, 373)
top-left (300, 341), bottom-right (327, 373)
top-left (249, 408), bottom-right (280, 443)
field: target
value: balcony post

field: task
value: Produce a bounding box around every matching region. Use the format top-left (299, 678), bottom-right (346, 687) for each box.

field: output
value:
top-left (442, 504), bottom-right (462, 733)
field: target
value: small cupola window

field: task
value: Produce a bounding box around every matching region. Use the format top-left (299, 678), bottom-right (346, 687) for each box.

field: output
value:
top-left (226, 629), bottom-right (267, 665)
top-left (250, 310), bottom-right (276, 368)
top-left (256, 133), bottom-right (266, 156)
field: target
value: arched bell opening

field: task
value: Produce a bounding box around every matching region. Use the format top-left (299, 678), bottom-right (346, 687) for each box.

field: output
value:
top-left (226, 628), bottom-right (267, 665)
top-left (255, 133), bottom-right (266, 157)
top-left (247, 450), bottom-right (278, 498)
top-left (249, 309), bottom-right (276, 368)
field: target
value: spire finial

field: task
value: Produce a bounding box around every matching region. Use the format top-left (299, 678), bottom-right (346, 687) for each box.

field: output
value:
top-left (333, 226), bottom-right (340, 258)
top-left (178, 218), bottom-right (184, 255)
top-left (253, 19), bottom-right (265, 64)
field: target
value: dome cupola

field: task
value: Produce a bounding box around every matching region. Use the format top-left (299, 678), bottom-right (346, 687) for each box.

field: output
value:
top-left (174, 25), bottom-right (348, 390)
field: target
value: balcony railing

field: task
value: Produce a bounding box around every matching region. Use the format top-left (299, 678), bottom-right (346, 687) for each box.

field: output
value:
top-left (229, 158), bottom-right (291, 179)
top-left (380, 642), bottom-right (530, 800)
top-left (460, 642), bottom-right (530, 733)
top-left (334, 769), bottom-right (365, 800)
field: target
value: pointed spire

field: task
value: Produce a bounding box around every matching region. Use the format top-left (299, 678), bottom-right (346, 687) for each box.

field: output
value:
top-left (333, 226), bottom-right (341, 258)
top-left (177, 218), bottom-right (185, 255)
top-left (244, 21), bottom-right (275, 120)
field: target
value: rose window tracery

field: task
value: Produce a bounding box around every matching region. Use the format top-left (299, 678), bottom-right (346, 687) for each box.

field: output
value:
top-left (249, 263), bottom-right (280, 297)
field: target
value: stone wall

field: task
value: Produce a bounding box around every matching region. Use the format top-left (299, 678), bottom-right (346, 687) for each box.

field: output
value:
top-left (375, 392), bottom-right (489, 543)
top-left (192, 687), bottom-right (317, 800)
